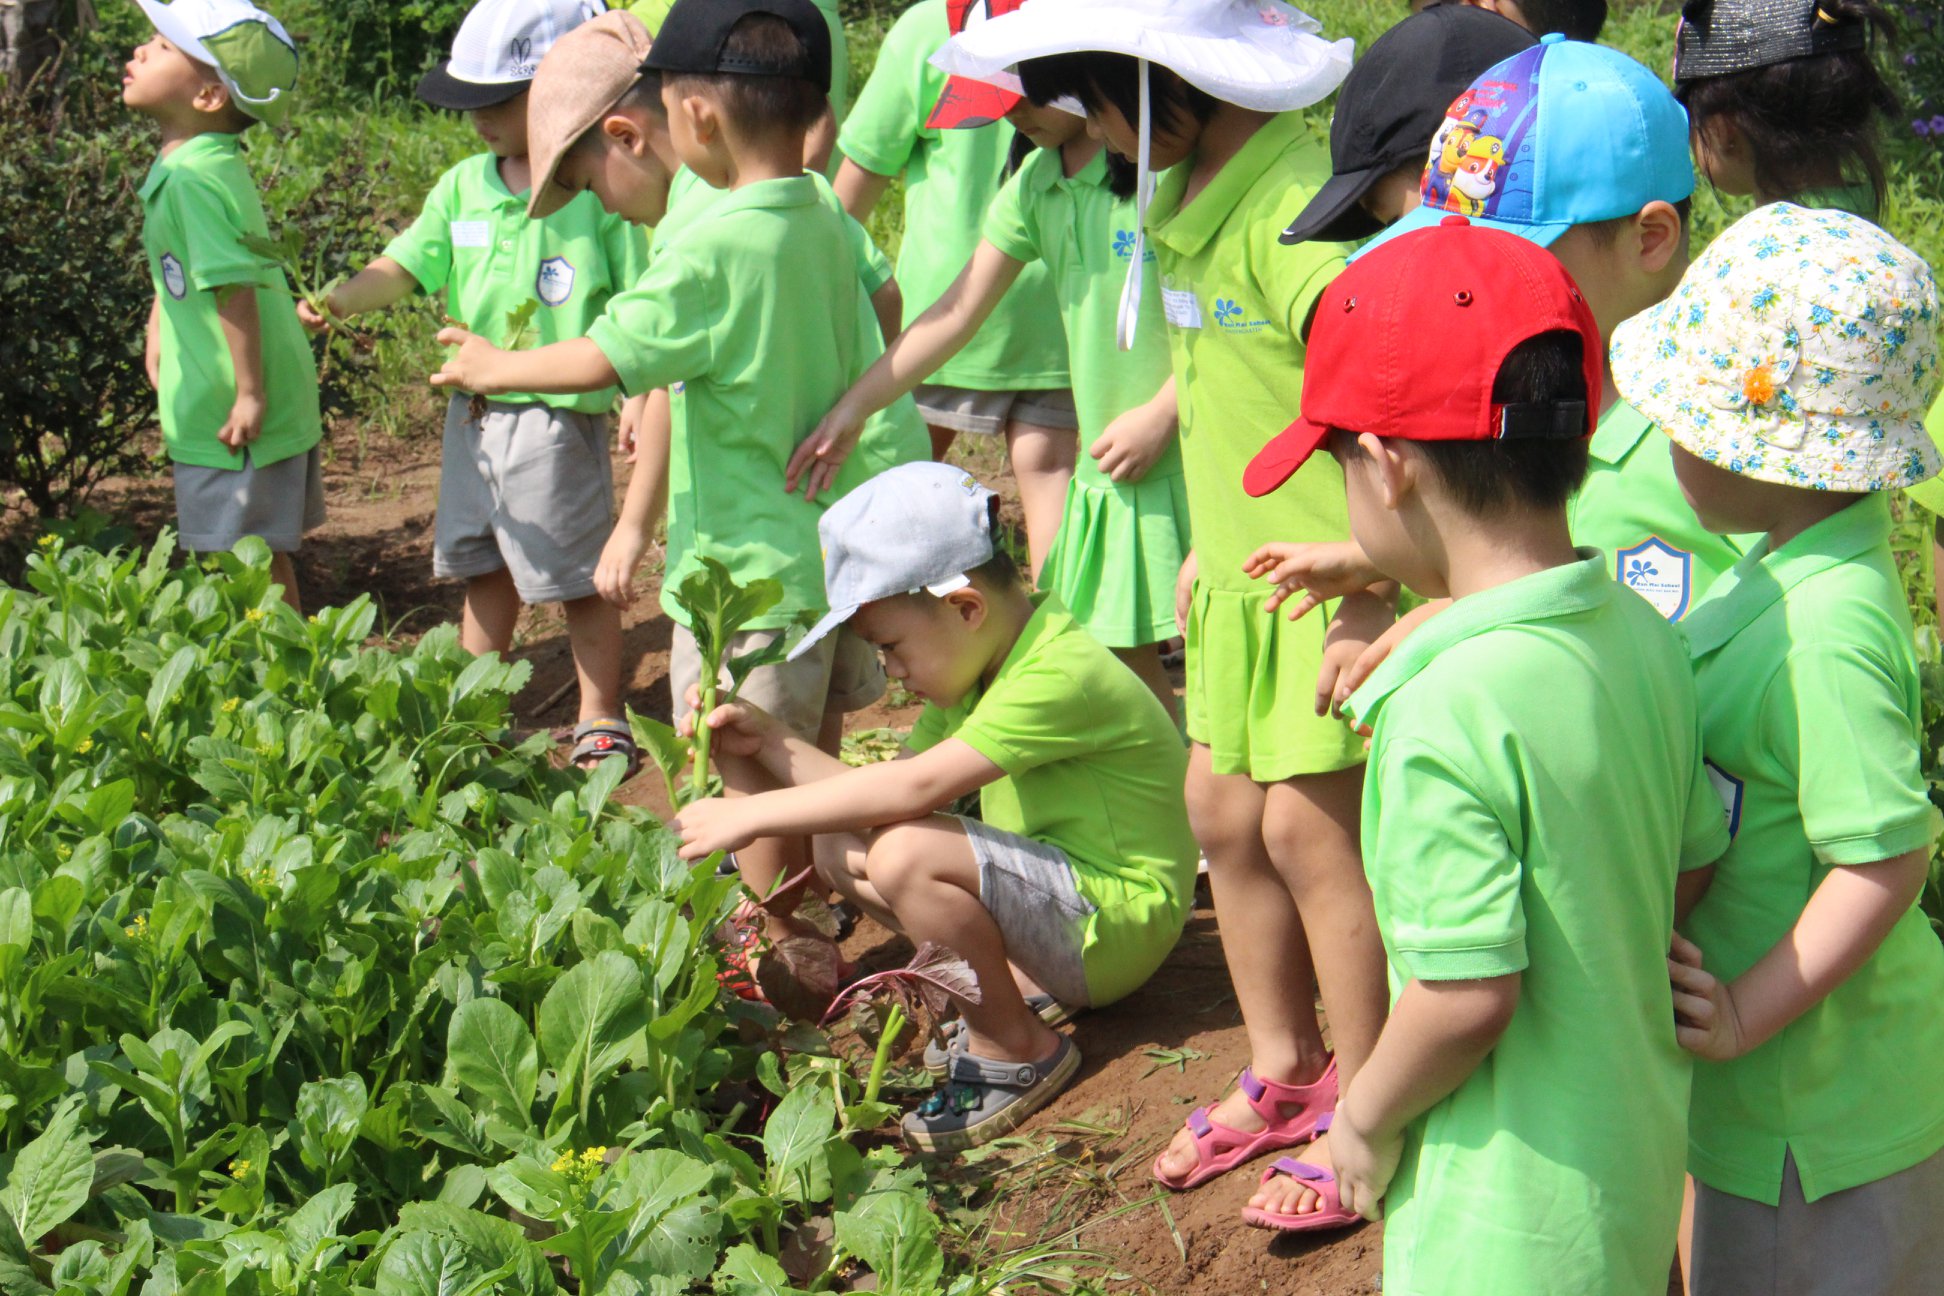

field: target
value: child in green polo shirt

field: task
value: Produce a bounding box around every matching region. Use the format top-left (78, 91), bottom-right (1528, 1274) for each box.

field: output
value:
top-left (1244, 219), bottom-right (1729, 1290)
top-left (1614, 204), bottom-right (1944, 1296)
top-left (835, 0), bottom-right (1077, 578)
top-left (124, 0), bottom-right (322, 613)
top-left (434, 0), bottom-right (927, 947)
top-left (299, 0), bottom-right (644, 771)
top-left (669, 462), bottom-right (1199, 1152)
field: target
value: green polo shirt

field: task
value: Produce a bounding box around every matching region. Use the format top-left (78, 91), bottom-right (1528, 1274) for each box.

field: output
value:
top-left (983, 147), bottom-right (1179, 490)
top-left (907, 593), bottom-right (1198, 1005)
top-left (1907, 395), bottom-right (1944, 516)
top-left (1345, 554), bottom-right (1727, 1296)
top-left (1568, 400), bottom-right (1753, 621)
top-left (384, 153), bottom-right (646, 414)
top-left (584, 176), bottom-right (927, 629)
top-left (1146, 112), bottom-right (1349, 586)
top-left (139, 133), bottom-right (321, 471)
top-left (1680, 494), bottom-right (1944, 1206)
top-left (653, 167), bottom-right (892, 296)
top-left (837, 0), bottom-right (1068, 391)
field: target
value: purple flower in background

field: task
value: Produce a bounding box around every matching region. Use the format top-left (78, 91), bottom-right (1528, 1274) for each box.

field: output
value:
top-left (1908, 52), bottom-right (1920, 65)
top-left (1933, 114), bottom-right (1944, 134)
top-left (1919, 119), bottom-right (1933, 137)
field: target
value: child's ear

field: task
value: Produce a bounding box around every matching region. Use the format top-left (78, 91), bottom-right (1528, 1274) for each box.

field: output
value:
top-left (1635, 200), bottom-right (1686, 277)
top-left (684, 94), bottom-right (720, 145)
top-left (942, 587), bottom-right (988, 632)
top-left (191, 77), bottom-right (233, 117)
top-left (1358, 432), bottom-right (1415, 510)
top-left (604, 113), bottom-right (642, 154)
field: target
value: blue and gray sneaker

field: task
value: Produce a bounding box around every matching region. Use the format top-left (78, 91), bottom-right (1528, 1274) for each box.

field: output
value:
top-left (902, 1036), bottom-right (1081, 1153)
top-left (922, 994), bottom-right (1077, 1077)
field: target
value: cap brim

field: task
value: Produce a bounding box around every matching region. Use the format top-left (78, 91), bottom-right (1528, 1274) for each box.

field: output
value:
top-left (418, 61), bottom-right (531, 111)
top-left (785, 604), bottom-right (858, 662)
top-left (1243, 417), bottom-right (1330, 498)
top-left (1350, 202), bottom-right (1574, 262)
top-left (926, 75), bottom-right (1021, 130)
top-left (1279, 164), bottom-right (1390, 246)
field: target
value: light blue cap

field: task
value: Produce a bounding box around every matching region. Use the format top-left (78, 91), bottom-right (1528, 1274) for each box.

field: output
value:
top-left (1356, 34), bottom-right (1694, 258)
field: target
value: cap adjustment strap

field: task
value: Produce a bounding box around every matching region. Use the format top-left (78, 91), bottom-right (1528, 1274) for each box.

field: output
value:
top-left (1495, 400), bottom-right (1586, 440)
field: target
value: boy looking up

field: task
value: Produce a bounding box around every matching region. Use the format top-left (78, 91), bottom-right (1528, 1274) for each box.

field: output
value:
top-left (124, 0), bottom-right (320, 612)
top-left (435, 0), bottom-right (926, 944)
top-left (1241, 220), bottom-right (1728, 1291)
top-left (300, 0), bottom-right (643, 770)
top-left (670, 462), bottom-right (1199, 1152)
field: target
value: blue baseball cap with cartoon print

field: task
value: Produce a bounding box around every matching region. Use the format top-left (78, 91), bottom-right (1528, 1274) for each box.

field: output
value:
top-left (1357, 33), bottom-right (1694, 256)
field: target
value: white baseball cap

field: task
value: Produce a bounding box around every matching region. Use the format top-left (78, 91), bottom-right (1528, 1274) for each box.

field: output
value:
top-left (418, 0), bottom-right (608, 111)
top-left (136, 0), bottom-right (300, 125)
top-left (788, 463), bottom-right (1000, 662)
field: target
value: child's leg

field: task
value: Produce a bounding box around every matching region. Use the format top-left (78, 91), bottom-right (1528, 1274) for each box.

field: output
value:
top-left (460, 569), bottom-right (522, 657)
top-left (268, 552), bottom-right (303, 614)
top-left (1155, 743), bottom-right (1332, 1183)
top-left (1247, 766), bottom-right (1385, 1219)
top-left (1002, 415), bottom-right (1077, 580)
top-left (1113, 643), bottom-right (1177, 722)
top-left (562, 593), bottom-right (624, 722)
top-left (928, 424), bottom-right (958, 460)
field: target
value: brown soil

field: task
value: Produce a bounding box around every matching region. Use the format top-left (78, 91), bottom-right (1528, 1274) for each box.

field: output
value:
top-left (90, 422), bottom-right (1386, 1294)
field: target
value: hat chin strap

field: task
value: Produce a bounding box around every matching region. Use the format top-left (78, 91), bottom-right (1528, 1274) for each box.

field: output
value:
top-left (1115, 58), bottom-right (1151, 352)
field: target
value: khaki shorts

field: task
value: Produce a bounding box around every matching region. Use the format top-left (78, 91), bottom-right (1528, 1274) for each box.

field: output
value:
top-left (669, 624), bottom-right (884, 739)
top-left (912, 384), bottom-right (1078, 437)
top-left (433, 396), bottom-right (613, 604)
top-left (960, 816), bottom-right (1093, 1009)
top-left (174, 445), bottom-right (325, 554)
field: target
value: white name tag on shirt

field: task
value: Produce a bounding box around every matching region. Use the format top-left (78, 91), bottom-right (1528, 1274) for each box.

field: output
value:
top-left (1162, 286), bottom-right (1203, 330)
top-left (450, 220), bottom-right (490, 249)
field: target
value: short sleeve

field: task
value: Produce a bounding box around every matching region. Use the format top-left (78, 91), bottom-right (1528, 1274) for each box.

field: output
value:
top-left (1765, 644), bottom-right (1935, 866)
top-left (171, 173), bottom-right (271, 292)
top-left (1679, 718), bottom-right (1732, 873)
top-left (383, 168), bottom-right (459, 295)
top-left (952, 658), bottom-right (1103, 777)
top-left (836, 2), bottom-right (933, 178)
top-left (601, 212), bottom-right (651, 293)
top-left (844, 211), bottom-right (894, 294)
top-left (981, 165), bottom-right (1041, 265)
top-left (1370, 738), bottom-right (1528, 981)
top-left (1272, 244), bottom-right (1345, 347)
top-left (583, 246), bottom-right (714, 397)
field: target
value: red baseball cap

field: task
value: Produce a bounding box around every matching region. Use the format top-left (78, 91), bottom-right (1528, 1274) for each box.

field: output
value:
top-left (925, 0), bottom-right (1026, 129)
top-left (1243, 214), bottom-right (1602, 498)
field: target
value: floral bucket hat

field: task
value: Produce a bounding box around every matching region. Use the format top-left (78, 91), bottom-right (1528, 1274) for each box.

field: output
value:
top-left (1612, 202), bottom-right (1941, 492)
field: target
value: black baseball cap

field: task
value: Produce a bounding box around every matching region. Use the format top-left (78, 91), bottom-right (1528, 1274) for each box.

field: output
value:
top-left (640, 0), bottom-right (831, 94)
top-left (1673, 0), bottom-right (1868, 83)
top-left (1280, 6), bottom-right (1536, 245)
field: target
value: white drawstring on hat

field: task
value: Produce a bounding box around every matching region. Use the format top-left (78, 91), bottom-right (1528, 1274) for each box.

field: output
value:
top-left (1115, 58), bottom-right (1153, 351)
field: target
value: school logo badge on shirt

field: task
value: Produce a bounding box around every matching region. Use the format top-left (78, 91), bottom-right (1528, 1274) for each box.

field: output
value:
top-left (1705, 759), bottom-right (1744, 838)
top-left (1211, 296), bottom-right (1270, 335)
top-left (1616, 537), bottom-right (1694, 621)
top-left (160, 252), bottom-right (187, 301)
top-left (536, 257), bottom-right (575, 307)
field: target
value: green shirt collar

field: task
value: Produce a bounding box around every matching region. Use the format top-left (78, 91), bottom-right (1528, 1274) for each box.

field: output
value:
top-left (707, 173), bottom-right (821, 217)
top-left (1680, 493), bottom-right (1893, 657)
top-left (140, 131), bottom-right (240, 203)
top-left (1147, 112), bottom-right (1304, 259)
top-left (1589, 399), bottom-right (1653, 466)
top-left (475, 153), bottom-right (527, 208)
top-left (1346, 552), bottom-right (1613, 724)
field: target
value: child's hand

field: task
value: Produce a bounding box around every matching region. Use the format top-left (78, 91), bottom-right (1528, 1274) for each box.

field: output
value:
top-left (1316, 590), bottom-right (1396, 718)
top-left (1336, 598), bottom-right (1449, 704)
top-left (295, 296), bottom-right (336, 333)
top-left (1243, 540), bottom-right (1383, 620)
top-left (1175, 550), bottom-right (1198, 635)
top-left (1089, 400), bottom-right (1175, 483)
top-left (677, 689), bottom-right (784, 760)
top-left (216, 392), bottom-right (266, 451)
top-left (430, 326), bottom-right (510, 395)
top-left (786, 400), bottom-right (868, 501)
top-left (617, 395), bottom-right (645, 462)
top-left (670, 796), bottom-right (764, 860)
top-left (1669, 931), bottom-right (1747, 1061)
top-left (1329, 1101), bottom-right (1402, 1222)
top-left (594, 526), bottom-right (650, 608)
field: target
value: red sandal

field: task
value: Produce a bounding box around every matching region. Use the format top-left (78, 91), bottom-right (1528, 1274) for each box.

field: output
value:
top-left (1152, 1060), bottom-right (1337, 1191)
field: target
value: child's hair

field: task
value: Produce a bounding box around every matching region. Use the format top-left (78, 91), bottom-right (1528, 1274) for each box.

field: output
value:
top-left (1016, 52), bottom-right (1220, 140)
top-left (998, 109), bottom-right (1139, 199)
top-left (663, 13), bottom-right (824, 135)
top-left (1339, 331), bottom-right (1591, 514)
top-left (1676, 0), bottom-right (1901, 207)
top-left (1506, 0), bottom-right (1606, 41)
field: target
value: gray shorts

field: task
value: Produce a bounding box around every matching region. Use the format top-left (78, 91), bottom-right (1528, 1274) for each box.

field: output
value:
top-left (1691, 1145), bottom-right (1944, 1296)
top-left (960, 816), bottom-right (1094, 1009)
top-left (912, 384), bottom-right (1078, 436)
top-left (174, 445), bottom-right (325, 553)
top-left (433, 395), bottom-right (613, 603)
top-left (669, 624), bottom-right (884, 740)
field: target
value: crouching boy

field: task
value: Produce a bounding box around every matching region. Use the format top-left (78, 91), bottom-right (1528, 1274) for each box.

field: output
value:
top-left (1239, 219), bottom-right (1728, 1292)
top-left (671, 461), bottom-right (1199, 1153)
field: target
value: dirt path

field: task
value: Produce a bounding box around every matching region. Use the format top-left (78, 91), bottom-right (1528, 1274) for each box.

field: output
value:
top-left (91, 425), bottom-right (1384, 1293)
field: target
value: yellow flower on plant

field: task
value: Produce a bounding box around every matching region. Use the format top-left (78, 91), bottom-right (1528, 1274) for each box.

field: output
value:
top-left (124, 914), bottom-right (149, 938)
top-left (75, 738), bottom-right (93, 755)
top-left (245, 608), bottom-right (266, 623)
top-left (551, 1151), bottom-right (575, 1174)
top-left (581, 1146), bottom-right (607, 1166)
top-left (221, 698), bottom-right (240, 714)
top-left (229, 1159), bottom-right (251, 1180)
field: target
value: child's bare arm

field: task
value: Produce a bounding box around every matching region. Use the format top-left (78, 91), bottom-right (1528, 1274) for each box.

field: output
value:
top-left (869, 275), bottom-right (903, 345)
top-left (145, 295), bottom-right (162, 389)
top-left (1670, 849), bottom-right (1928, 1060)
top-left (833, 157), bottom-right (891, 222)
top-left (214, 285), bottom-right (266, 451)
top-left (1090, 376), bottom-right (1178, 484)
top-left (595, 389), bottom-right (672, 608)
top-left (298, 257), bottom-right (419, 330)
top-left (1331, 973), bottom-right (1523, 1217)
top-left (431, 330), bottom-right (619, 396)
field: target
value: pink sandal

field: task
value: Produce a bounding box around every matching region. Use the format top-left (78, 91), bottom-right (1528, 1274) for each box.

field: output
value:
top-left (1238, 1114), bottom-right (1364, 1234)
top-left (1152, 1060), bottom-right (1338, 1191)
